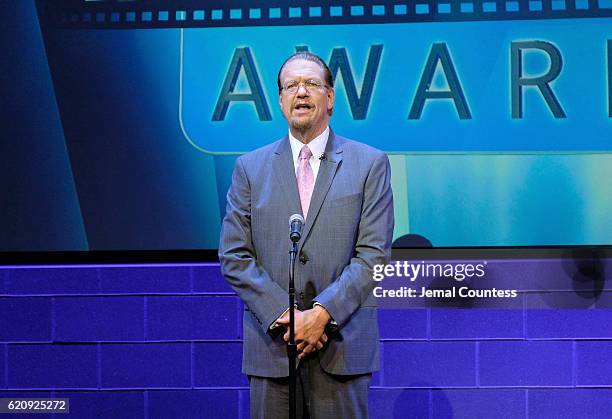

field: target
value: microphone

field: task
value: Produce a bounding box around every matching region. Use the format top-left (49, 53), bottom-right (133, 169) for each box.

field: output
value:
top-left (289, 213), bottom-right (304, 243)
top-left (319, 153), bottom-right (327, 161)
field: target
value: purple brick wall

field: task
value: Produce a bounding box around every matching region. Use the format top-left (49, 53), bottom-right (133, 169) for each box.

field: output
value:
top-left (6, 268), bottom-right (99, 295)
top-left (576, 341), bottom-right (612, 386)
top-left (147, 296), bottom-right (239, 341)
top-left (528, 389), bottom-right (612, 418)
top-left (1, 263), bottom-right (611, 418)
top-left (377, 309), bottom-right (428, 339)
top-left (55, 296), bottom-right (145, 341)
top-left (7, 344), bottom-right (98, 389)
top-left (479, 341), bottom-right (573, 386)
top-left (526, 309), bottom-right (612, 338)
top-left (57, 391), bottom-right (145, 418)
top-left (101, 343), bottom-right (191, 388)
top-left (0, 298), bottom-right (52, 342)
top-left (368, 389), bottom-right (429, 418)
top-left (148, 390), bottom-right (240, 418)
top-left (0, 270), bottom-right (6, 294)
top-left (383, 341), bottom-right (476, 387)
top-left (193, 343), bottom-right (247, 388)
top-left (430, 309), bottom-right (523, 339)
top-left (99, 266), bottom-right (191, 294)
top-left (1, 344), bottom-right (5, 389)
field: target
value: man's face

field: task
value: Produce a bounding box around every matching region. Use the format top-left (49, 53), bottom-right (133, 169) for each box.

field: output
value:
top-left (279, 59), bottom-right (334, 138)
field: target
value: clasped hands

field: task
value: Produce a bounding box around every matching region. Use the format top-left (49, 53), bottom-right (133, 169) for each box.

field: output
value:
top-left (276, 305), bottom-right (332, 359)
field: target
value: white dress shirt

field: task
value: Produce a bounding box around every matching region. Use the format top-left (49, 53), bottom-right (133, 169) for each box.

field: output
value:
top-left (288, 126), bottom-right (329, 182)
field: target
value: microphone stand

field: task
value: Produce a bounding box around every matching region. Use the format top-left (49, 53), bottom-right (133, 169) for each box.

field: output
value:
top-left (288, 240), bottom-right (298, 419)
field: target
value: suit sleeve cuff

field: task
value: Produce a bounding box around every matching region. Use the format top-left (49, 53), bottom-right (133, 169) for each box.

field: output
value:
top-left (268, 307), bottom-right (290, 331)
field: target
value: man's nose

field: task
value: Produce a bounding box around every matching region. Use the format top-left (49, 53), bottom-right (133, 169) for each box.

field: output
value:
top-left (296, 83), bottom-right (309, 96)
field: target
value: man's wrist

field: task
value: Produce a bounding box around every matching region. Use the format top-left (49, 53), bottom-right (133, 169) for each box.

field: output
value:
top-left (313, 302), bottom-right (337, 325)
top-left (313, 303), bottom-right (332, 324)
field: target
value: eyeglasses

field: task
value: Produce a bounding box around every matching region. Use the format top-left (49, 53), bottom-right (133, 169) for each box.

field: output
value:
top-left (281, 79), bottom-right (327, 94)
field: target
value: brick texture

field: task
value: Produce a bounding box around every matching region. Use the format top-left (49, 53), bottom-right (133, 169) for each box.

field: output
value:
top-left (528, 389), bottom-right (612, 418)
top-left (383, 341), bottom-right (476, 387)
top-left (7, 344), bottom-right (97, 389)
top-left (147, 296), bottom-right (239, 340)
top-left (99, 266), bottom-right (190, 294)
top-left (369, 389), bottom-right (429, 419)
top-left (576, 341), bottom-right (612, 386)
top-left (431, 308), bottom-right (523, 339)
top-left (55, 296), bottom-right (144, 341)
top-left (1, 262), bottom-right (610, 418)
top-left (479, 341), bottom-right (572, 386)
top-left (193, 342), bottom-right (247, 388)
top-left (148, 390), bottom-right (239, 419)
top-left (432, 389), bottom-right (525, 418)
top-left (56, 391), bottom-right (144, 418)
top-left (526, 309), bottom-right (612, 338)
top-left (193, 265), bottom-right (234, 293)
top-left (378, 309), bottom-right (428, 340)
top-left (100, 343), bottom-right (191, 388)
top-left (7, 268), bottom-right (98, 295)
top-left (0, 298), bottom-right (52, 342)
top-left (0, 344), bottom-right (5, 388)
top-left (0, 270), bottom-right (7, 294)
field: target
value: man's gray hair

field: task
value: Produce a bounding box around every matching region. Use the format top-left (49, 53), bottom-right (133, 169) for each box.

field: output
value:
top-left (277, 52), bottom-right (334, 93)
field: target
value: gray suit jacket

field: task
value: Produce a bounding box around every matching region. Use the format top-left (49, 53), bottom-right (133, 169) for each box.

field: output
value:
top-left (219, 130), bottom-right (394, 377)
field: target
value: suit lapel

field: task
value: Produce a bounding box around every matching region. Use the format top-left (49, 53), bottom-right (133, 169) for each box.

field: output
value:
top-left (300, 130), bottom-right (344, 248)
top-left (272, 137), bottom-right (302, 216)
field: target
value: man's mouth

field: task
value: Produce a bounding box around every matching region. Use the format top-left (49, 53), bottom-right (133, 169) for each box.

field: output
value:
top-left (294, 103), bottom-right (313, 111)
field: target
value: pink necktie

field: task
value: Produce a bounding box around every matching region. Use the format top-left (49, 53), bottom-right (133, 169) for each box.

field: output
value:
top-left (297, 145), bottom-right (314, 218)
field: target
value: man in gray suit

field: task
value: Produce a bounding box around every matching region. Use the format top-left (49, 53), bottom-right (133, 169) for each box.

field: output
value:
top-left (219, 52), bottom-right (394, 418)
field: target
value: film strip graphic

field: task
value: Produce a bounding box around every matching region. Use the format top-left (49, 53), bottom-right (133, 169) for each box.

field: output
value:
top-left (37, 0), bottom-right (612, 29)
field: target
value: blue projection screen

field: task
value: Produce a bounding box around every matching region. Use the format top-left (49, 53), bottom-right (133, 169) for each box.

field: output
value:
top-left (1, 1), bottom-right (611, 252)
top-left (180, 20), bottom-right (612, 153)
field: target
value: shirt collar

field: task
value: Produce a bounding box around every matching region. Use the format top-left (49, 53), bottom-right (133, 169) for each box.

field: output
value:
top-left (288, 126), bottom-right (329, 162)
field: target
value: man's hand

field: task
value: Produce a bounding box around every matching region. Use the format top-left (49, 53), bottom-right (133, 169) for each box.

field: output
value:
top-left (277, 305), bottom-right (332, 359)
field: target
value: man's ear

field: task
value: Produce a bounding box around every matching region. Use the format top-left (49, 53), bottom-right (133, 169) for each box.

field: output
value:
top-left (327, 87), bottom-right (335, 115)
